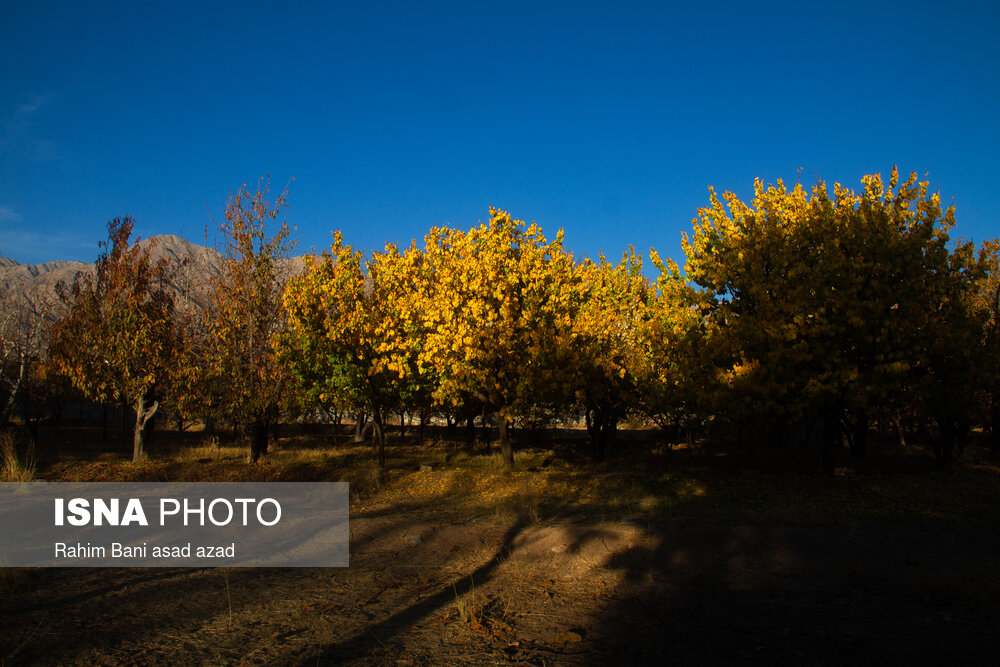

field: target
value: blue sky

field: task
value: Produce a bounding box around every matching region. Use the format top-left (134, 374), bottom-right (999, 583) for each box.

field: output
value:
top-left (1, 1), bottom-right (998, 268)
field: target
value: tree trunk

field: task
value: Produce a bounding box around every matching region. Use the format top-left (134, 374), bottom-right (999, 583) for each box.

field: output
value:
top-left (850, 409), bottom-right (869, 463)
top-left (249, 419), bottom-right (269, 463)
top-left (588, 407), bottom-right (606, 461)
top-left (133, 390), bottom-right (159, 462)
top-left (102, 404), bottom-right (109, 443)
top-left (934, 417), bottom-right (956, 469)
top-left (51, 394), bottom-right (64, 428)
top-left (372, 409), bottom-right (386, 467)
top-left (27, 418), bottom-right (40, 448)
top-left (586, 407), bottom-right (599, 456)
top-left (595, 424), bottom-right (607, 461)
top-left (0, 351), bottom-right (27, 425)
top-left (821, 402), bottom-right (840, 475)
top-left (418, 410), bottom-right (426, 441)
top-left (354, 412), bottom-right (366, 443)
top-left (662, 427), bottom-right (674, 454)
top-left (991, 403), bottom-right (1000, 455)
top-left (498, 413), bottom-right (514, 470)
top-left (667, 416), bottom-right (680, 448)
top-left (399, 410), bottom-right (407, 438)
top-left (588, 405), bottom-right (619, 462)
top-left (465, 414), bottom-right (476, 450)
top-left (22, 389), bottom-right (40, 447)
top-left (121, 398), bottom-right (131, 454)
top-left (203, 415), bottom-right (215, 437)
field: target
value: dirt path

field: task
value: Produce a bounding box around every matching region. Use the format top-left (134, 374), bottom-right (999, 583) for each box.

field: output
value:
top-left (3, 516), bottom-right (999, 666)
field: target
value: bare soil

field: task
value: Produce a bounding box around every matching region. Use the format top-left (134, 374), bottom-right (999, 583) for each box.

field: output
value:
top-left (2, 425), bottom-right (999, 665)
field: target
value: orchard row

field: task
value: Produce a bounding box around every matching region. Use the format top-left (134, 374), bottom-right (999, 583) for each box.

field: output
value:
top-left (39, 170), bottom-right (1000, 472)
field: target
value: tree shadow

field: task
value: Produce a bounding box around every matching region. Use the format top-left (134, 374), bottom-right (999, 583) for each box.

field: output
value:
top-left (584, 522), bottom-right (1000, 665)
top-left (296, 518), bottom-right (527, 666)
top-left (1, 471), bottom-right (528, 665)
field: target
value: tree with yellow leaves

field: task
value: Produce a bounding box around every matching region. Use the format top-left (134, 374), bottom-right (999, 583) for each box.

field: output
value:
top-left (684, 168), bottom-right (982, 471)
top-left (280, 233), bottom-right (418, 467)
top-left (630, 250), bottom-right (713, 449)
top-left (417, 209), bottom-right (579, 469)
top-left (973, 240), bottom-right (1000, 451)
top-left (572, 250), bottom-right (648, 459)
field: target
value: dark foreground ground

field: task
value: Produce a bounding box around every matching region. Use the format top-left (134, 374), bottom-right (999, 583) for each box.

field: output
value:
top-left (2, 424), bottom-right (999, 665)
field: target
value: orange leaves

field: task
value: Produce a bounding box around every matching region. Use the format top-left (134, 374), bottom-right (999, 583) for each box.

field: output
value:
top-left (203, 178), bottom-right (297, 428)
top-left (50, 215), bottom-right (177, 408)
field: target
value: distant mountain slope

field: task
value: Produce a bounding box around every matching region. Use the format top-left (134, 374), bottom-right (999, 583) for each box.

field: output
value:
top-left (0, 234), bottom-right (305, 320)
top-left (0, 258), bottom-right (93, 316)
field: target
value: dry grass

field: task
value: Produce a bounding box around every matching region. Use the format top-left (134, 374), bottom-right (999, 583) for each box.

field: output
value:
top-left (6, 424), bottom-right (1000, 666)
top-left (0, 431), bottom-right (34, 598)
top-left (27, 424), bottom-right (1000, 528)
top-left (0, 429), bottom-right (35, 482)
top-left (175, 440), bottom-right (248, 463)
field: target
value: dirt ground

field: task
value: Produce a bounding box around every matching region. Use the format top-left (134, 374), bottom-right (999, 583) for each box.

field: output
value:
top-left (2, 427), bottom-right (1000, 665)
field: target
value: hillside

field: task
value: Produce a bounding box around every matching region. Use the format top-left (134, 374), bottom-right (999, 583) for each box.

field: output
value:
top-left (0, 234), bottom-right (304, 318)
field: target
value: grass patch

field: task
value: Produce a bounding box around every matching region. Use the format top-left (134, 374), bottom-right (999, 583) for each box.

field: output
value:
top-left (1, 429), bottom-right (35, 482)
top-left (27, 424), bottom-right (1000, 527)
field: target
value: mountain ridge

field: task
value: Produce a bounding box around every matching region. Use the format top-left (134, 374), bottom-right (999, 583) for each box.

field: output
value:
top-left (0, 234), bottom-right (305, 319)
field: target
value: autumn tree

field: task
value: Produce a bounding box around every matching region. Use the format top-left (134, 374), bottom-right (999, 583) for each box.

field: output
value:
top-left (683, 168), bottom-right (981, 472)
top-left (974, 240), bottom-right (1000, 451)
top-left (370, 240), bottom-right (440, 442)
top-left (280, 233), bottom-right (415, 467)
top-left (207, 178), bottom-right (295, 463)
top-left (170, 307), bottom-right (225, 436)
top-left (1, 293), bottom-right (49, 429)
top-left (905, 235), bottom-right (984, 466)
top-left (630, 251), bottom-right (713, 449)
top-left (50, 216), bottom-right (176, 461)
top-left (0, 293), bottom-right (75, 448)
top-left (572, 250), bottom-right (648, 459)
top-left (417, 209), bottom-right (579, 469)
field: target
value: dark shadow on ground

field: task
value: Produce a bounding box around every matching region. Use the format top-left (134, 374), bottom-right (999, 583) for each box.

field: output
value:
top-left (8, 423), bottom-right (1000, 665)
top-left (584, 522), bottom-right (1000, 665)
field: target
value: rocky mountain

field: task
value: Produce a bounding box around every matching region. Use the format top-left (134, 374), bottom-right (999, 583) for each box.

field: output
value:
top-left (0, 234), bottom-right (305, 320)
top-left (0, 258), bottom-right (93, 316)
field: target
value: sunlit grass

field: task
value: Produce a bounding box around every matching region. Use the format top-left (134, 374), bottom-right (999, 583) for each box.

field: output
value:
top-left (1, 429), bottom-right (35, 482)
top-left (176, 443), bottom-right (246, 462)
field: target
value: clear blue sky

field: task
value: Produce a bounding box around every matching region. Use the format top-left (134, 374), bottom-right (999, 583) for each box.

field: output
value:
top-left (1, 1), bottom-right (997, 268)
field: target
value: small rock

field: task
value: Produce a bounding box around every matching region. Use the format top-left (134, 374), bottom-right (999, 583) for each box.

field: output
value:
top-left (419, 464), bottom-right (433, 473)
